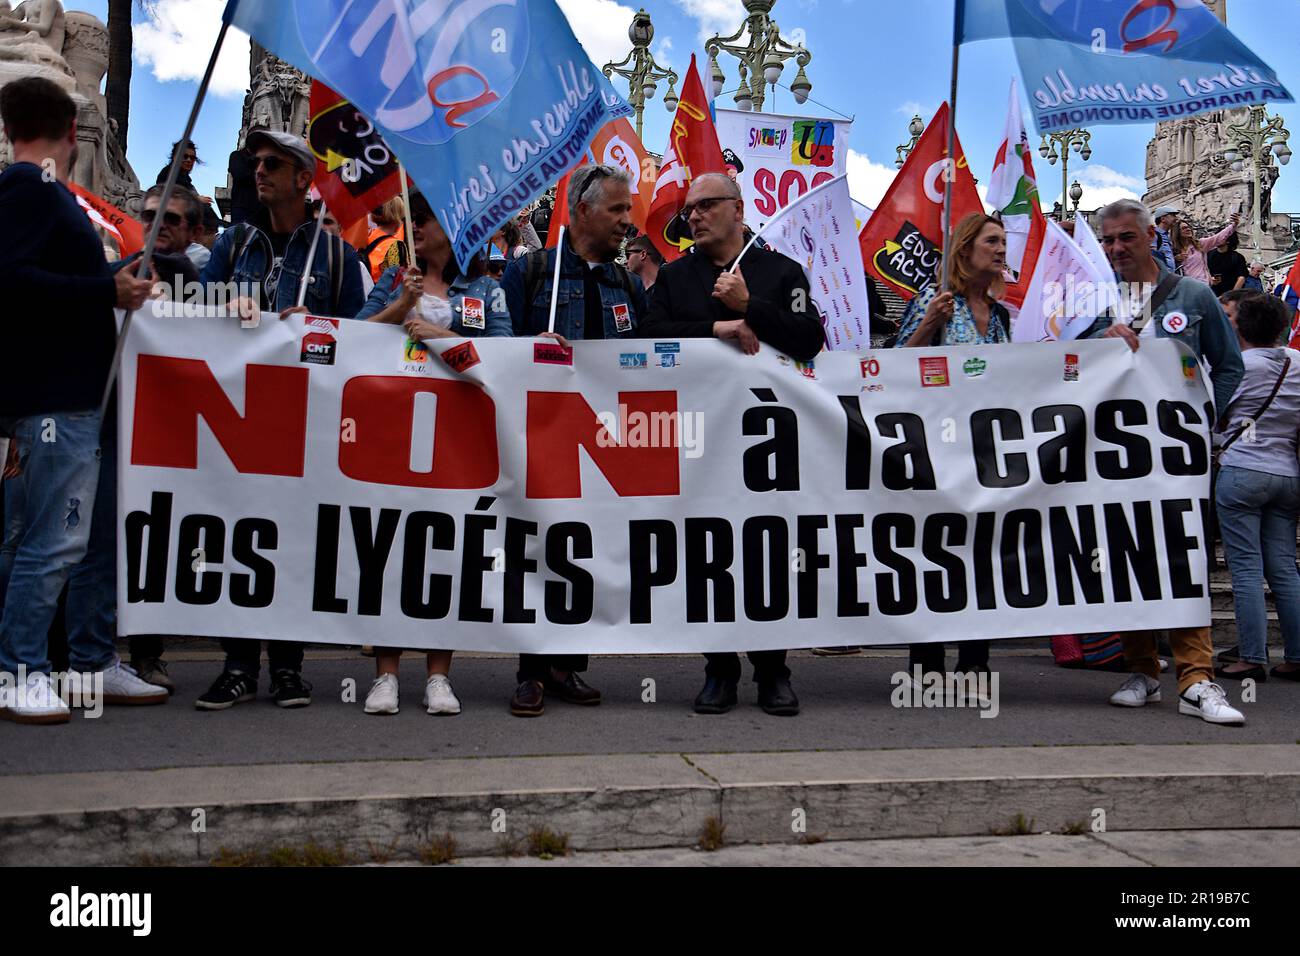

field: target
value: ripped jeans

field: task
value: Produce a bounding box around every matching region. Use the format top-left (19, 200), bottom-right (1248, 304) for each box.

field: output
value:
top-left (0, 411), bottom-right (116, 675)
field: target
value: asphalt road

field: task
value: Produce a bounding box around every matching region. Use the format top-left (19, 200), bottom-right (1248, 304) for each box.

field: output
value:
top-left (5, 647), bottom-right (1297, 775)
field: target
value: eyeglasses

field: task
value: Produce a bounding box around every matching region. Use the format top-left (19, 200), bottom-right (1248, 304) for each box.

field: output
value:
top-left (679, 196), bottom-right (740, 221)
top-left (253, 154), bottom-right (291, 173)
top-left (142, 209), bottom-right (185, 227)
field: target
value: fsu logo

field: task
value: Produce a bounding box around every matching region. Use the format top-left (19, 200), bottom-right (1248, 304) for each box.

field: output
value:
top-left (297, 0), bottom-right (530, 144)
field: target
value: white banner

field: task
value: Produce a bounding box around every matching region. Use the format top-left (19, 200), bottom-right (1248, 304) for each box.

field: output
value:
top-left (118, 304), bottom-right (1213, 653)
top-left (715, 108), bottom-right (852, 233)
top-left (752, 176), bottom-right (872, 353)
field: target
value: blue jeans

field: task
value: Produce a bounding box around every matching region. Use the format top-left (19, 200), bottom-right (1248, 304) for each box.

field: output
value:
top-left (1216, 465), bottom-right (1300, 664)
top-left (0, 411), bottom-right (117, 674)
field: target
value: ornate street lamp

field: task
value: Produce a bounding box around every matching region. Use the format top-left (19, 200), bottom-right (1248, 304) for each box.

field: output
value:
top-left (1069, 180), bottom-right (1083, 219)
top-left (1040, 128), bottom-right (1092, 220)
top-left (1220, 105), bottom-right (1292, 256)
top-left (602, 9), bottom-right (678, 141)
top-left (706, 0), bottom-right (811, 114)
top-left (895, 114), bottom-right (925, 169)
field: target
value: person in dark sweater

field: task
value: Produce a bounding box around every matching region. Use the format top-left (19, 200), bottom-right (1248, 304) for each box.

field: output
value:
top-left (641, 172), bottom-right (822, 717)
top-left (0, 77), bottom-right (162, 725)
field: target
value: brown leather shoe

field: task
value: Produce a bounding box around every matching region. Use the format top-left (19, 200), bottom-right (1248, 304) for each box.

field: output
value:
top-left (545, 669), bottom-right (601, 705)
top-left (510, 679), bottom-right (545, 717)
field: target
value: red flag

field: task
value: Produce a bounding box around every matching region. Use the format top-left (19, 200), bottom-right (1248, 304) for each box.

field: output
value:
top-left (590, 117), bottom-right (654, 233)
top-left (1283, 256), bottom-right (1300, 348)
top-left (646, 55), bottom-right (727, 262)
top-left (306, 80), bottom-right (403, 229)
top-left (68, 182), bottom-right (143, 257)
top-left (545, 157), bottom-right (586, 249)
top-left (858, 103), bottom-right (984, 300)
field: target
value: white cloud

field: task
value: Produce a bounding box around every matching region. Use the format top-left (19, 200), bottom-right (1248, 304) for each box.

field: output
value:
top-left (1074, 163), bottom-right (1144, 191)
top-left (558, 0), bottom-right (644, 71)
top-left (133, 0), bottom-right (252, 98)
top-left (895, 101), bottom-right (936, 119)
top-left (655, 36), bottom-right (675, 68)
top-left (674, 0), bottom-right (748, 44)
top-left (846, 148), bottom-right (897, 208)
top-left (1042, 164), bottom-right (1143, 209)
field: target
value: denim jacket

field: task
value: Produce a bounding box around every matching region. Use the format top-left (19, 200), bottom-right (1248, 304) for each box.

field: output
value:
top-left (500, 233), bottom-right (647, 339)
top-left (199, 206), bottom-right (365, 319)
top-left (355, 265), bottom-right (512, 336)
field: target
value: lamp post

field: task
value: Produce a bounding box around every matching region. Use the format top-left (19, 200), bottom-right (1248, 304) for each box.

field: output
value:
top-left (1039, 128), bottom-right (1091, 220)
top-left (602, 9), bottom-right (678, 141)
top-left (1221, 105), bottom-right (1292, 256)
top-left (1069, 180), bottom-right (1083, 219)
top-left (705, 0), bottom-right (811, 113)
top-left (895, 114), bottom-right (924, 169)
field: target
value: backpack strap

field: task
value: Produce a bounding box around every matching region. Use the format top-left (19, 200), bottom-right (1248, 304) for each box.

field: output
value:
top-left (523, 248), bottom-right (550, 315)
top-left (224, 222), bottom-right (256, 278)
top-left (1221, 356), bottom-right (1291, 453)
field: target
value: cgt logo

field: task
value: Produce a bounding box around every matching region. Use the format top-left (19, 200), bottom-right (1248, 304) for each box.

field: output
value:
top-left (297, 0), bottom-right (529, 143)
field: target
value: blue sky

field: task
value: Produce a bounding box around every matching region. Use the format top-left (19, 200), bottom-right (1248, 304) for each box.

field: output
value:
top-left (70, 0), bottom-right (1300, 222)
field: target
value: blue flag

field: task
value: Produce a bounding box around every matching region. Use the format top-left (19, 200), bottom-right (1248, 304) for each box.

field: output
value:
top-left (957, 0), bottom-right (1292, 134)
top-left (224, 0), bottom-right (632, 271)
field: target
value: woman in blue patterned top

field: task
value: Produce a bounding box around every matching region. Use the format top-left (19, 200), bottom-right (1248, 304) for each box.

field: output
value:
top-left (894, 214), bottom-right (1009, 348)
top-left (353, 191), bottom-right (509, 719)
top-left (894, 213), bottom-right (1008, 686)
top-left (355, 190), bottom-right (512, 339)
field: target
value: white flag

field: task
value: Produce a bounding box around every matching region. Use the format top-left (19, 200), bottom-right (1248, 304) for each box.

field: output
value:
top-left (1013, 218), bottom-right (1112, 342)
top-left (987, 79), bottom-right (1042, 278)
top-left (746, 176), bottom-right (872, 352)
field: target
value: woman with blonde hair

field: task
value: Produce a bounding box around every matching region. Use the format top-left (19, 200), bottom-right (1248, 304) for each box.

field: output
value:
top-left (1172, 212), bottom-right (1239, 284)
top-left (893, 212), bottom-right (1009, 689)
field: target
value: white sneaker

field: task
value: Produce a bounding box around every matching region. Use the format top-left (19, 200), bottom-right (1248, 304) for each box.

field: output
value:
top-left (98, 658), bottom-right (170, 705)
top-left (364, 673), bottom-right (400, 715)
top-left (1179, 680), bottom-right (1245, 726)
top-left (0, 672), bottom-right (71, 725)
top-left (1109, 673), bottom-right (1161, 707)
top-left (424, 674), bottom-right (461, 715)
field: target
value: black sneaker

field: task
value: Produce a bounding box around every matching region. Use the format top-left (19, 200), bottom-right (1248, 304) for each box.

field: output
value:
top-left (195, 670), bottom-right (256, 710)
top-left (270, 669), bottom-right (312, 708)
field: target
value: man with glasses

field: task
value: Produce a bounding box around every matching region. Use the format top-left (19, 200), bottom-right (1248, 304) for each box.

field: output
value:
top-left (500, 164), bottom-right (648, 717)
top-left (196, 130), bottom-right (365, 712)
top-left (641, 172), bottom-right (823, 717)
top-left (625, 235), bottom-right (662, 292)
top-left (116, 184), bottom-right (202, 300)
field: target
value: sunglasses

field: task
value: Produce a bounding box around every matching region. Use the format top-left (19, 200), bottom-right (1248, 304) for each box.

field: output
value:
top-left (679, 196), bottom-right (739, 221)
top-left (574, 165), bottom-right (620, 205)
top-left (142, 209), bottom-right (185, 227)
top-left (253, 154), bottom-right (292, 173)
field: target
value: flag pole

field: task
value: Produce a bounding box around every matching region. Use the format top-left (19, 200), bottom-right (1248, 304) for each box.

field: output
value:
top-left (398, 164), bottom-right (417, 268)
top-left (547, 225), bottom-right (566, 334)
top-left (98, 19), bottom-right (232, 418)
top-left (729, 174), bottom-right (848, 274)
top-left (941, 0), bottom-right (962, 293)
top-left (297, 200), bottom-right (328, 308)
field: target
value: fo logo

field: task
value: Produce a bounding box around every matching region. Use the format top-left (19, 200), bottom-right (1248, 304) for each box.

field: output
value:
top-left (298, 0), bottom-right (530, 143)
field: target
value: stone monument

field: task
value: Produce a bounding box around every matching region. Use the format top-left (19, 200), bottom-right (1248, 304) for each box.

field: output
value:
top-left (0, 0), bottom-right (140, 213)
top-left (1142, 0), bottom-right (1296, 270)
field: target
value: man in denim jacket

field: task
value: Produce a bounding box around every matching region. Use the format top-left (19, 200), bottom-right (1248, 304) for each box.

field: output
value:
top-left (500, 165), bottom-right (646, 718)
top-left (200, 130), bottom-right (365, 321)
top-left (194, 130), bottom-right (363, 713)
top-left (501, 164), bottom-right (647, 343)
top-left (1079, 198), bottom-right (1246, 727)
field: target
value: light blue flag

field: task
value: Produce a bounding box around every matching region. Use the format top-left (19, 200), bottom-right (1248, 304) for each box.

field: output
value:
top-left (956, 0), bottom-right (1292, 134)
top-left (223, 0), bottom-right (632, 271)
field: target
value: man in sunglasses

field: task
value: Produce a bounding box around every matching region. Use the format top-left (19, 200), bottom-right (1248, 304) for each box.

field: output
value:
top-left (200, 129), bottom-right (364, 324)
top-left (114, 184), bottom-right (201, 301)
top-left (500, 164), bottom-right (648, 717)
top-left (196, 130), bottom-right (365, 712)
top-left (641, 173), bottom-right (823, 717)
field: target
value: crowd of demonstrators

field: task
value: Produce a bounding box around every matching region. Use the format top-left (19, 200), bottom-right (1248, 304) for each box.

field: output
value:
top-left (1080, 198), bottom-right (1246, 725)
top-left (4, 71), bottom-right (1300, 730)
top-left (1172, 213), bottom-right (1238, 284)
top-left (642, 172), bottom-right (822, 716)
top-left (0, 77), bottom-right (162, 723)
top-left (894, 214), bottom-right (1010, 691)
top-left (1213, 292), bottom-right (1300, 683)
top-left (499, 163), bottom-right (647, 717)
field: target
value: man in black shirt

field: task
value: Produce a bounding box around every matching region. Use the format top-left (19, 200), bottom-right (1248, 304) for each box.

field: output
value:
top-left (1208, 231), bottom-right (1249, 299)
top-left (641, 173), bottom-right (823, 716)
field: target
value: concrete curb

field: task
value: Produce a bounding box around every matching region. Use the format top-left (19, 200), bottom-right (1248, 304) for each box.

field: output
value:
top-left (3, 744), bottom-right (1298, 865)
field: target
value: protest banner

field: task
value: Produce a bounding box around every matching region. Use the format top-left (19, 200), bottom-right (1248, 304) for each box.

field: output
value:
top-left (714, 108), bottom-right (852, 232)
top-left (224, 0), bottom-right (632, 272)
top-left (68, 182), bottom-right (143, 258)
top-left (957, 0), bottom-right (1293, 134)
top-left (119, 303), bottom-right (1212, 653)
